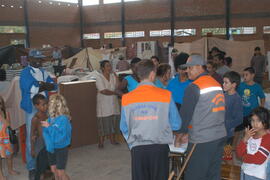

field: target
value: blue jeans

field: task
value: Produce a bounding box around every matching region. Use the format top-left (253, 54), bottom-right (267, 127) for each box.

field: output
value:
top-left (266, 161), bottom-right (270, 180)
top-left (241, 171), bottom-right (263, 180)
top-left (25, 107), bottom-right (37, 171)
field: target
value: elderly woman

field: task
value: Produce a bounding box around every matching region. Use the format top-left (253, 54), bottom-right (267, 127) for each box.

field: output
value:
top-left (95, 60), bottom-right (121, 148)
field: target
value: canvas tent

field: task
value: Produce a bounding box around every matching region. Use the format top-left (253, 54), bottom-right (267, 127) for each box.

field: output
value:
top-left (171, 37), bottom-right (265, 73)
top-left (63, 47), bottom-right (126, 71)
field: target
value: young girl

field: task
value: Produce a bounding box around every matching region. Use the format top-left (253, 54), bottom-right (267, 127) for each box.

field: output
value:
top-left (41, 94), bottom-right (72, 180)
top-left (237, 107), bottom-right (270, 180)
top-left (0, 96), bottom-right (19, 180)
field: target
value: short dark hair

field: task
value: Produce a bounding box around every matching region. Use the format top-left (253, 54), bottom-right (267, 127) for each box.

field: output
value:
top-left (100, 60), bottom-right (110, 69)
top-left (174, 52), bottom-right (189, 71)
top-left (136, 60), bottom-right (155, 80)
top-left (32, 94), bottom-right (46, 105)
top-left (223, 71), bottom-right (241, 87)
top-left (214, 53), bottom-right (224, 61)
top-left (156, 63), bottom-right (171, 77)
top-left (151, 56), bottom-right (160, 62)
top-left (224, 57), bottom-right (232, 66)
top-left (250, 107), bottom-right (270, 129)
top-left (255, 47), bottom-right (261, 51)
top-left (244, 67), bottom-right (255, 74)
top-left (130, 57), bottom-right (141, 67)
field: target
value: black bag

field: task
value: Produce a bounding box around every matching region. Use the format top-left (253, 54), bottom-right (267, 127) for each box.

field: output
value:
top-left (7, 126), bottom-right (18, 144)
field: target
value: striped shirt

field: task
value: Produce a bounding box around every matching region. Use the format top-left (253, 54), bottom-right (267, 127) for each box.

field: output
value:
top-left (237, 133), bottom-right (270, 179)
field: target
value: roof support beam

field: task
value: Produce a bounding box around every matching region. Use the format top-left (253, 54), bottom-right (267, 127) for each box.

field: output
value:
top-left (78, 0), bottom-right (84, 48)
top-left (121, 0), bottom-right (126, 47)
top-left (170, 0), bottom-right (175, 46)
top-left (225, 0), bottom-right (231, 40)
top-left (23, 0), bottom-right (30, 48)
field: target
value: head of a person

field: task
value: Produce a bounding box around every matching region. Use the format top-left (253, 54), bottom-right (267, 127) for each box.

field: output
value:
top-left (100, 60), bottom-right (112, 74)
top-left (243, 67), bottom-right (255, 83)
top-left (0, 96), bottom-right (6, 118)
top-left (213, 53), bottom-right (225, 66)
top-left (224, 57), bottom-right (232, 68)
top-left (210, 47), bottom-right (220, 56)
top-left (130, 57), bottom-right (142, 72)
top-left (48, 94), bottom-right (70, 119)
top-left (250, 107), bottom-right (270, 131)
top-left (32, 94), bottom-right (48, 113)
top-left (119, 55), bottom-right (124, 61)
top-left (171, 49), bottom-right (179, 59)
top-left (174, 52), bottom-right (189, 72)
top-left (223, 71), bottom-right (241, 92)
top-left (151, 56), bottom-right (160, 68)
top-left (183, 54), bottom-right (206, 80)
top-left (136, 60), bottom-right (156, 82)
top-left (254, 46), bottom-right (261, 56)
top-left (206, 61), bottom-right (217, 74)
top-left (28, 57), bottom-right (42, 68)
top-left (156, 63), bottom-right (171, 81)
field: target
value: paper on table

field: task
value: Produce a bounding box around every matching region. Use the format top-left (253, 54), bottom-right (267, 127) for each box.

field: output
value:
top-left (169, 143), bottom-right (188, 153)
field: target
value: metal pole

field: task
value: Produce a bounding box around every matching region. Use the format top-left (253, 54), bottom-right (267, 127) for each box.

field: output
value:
top-left (121, 0), bottom-right (126, 47)
top-left (78, 0), bottom-right (84, 48)
top-left (225, 0), bottom-right (231, 40)
top-left (170, 0), bottom-right (175, 46)
top-left (23, 0), bottom-right (30, 48)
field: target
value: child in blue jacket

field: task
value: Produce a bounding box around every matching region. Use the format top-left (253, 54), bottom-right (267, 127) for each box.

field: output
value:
top-left (41, 94), bottom-right (72, 180)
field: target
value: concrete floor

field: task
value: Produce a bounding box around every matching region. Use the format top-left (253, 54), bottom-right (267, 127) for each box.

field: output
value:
top-left (6, 142), bottom-right (131, 180)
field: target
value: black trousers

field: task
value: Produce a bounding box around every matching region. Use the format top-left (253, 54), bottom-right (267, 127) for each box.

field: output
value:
top-left (35, 148), bottom-right (49, 180)
top-left (131, 144), bottom-right (169, 180)
top-left (184, 137), bottom-right (226, 180)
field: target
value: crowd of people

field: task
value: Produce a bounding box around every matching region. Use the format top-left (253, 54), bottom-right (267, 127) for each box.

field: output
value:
top-left (97, 46), bottom-right (269, 180)
top-left (0, 46), bottom-right (269, 180)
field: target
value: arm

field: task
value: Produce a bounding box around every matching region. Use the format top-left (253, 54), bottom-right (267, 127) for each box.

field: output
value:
top-left (169, 96), bottom-right (181, 131)
top-left (229, 98), bottom-right (243, 129)
top-left (260, 98), bottom-right (265, 107)
top-left (120, 107), bottom-right (129, 141)
top-left (96, 75), bottom-right (118, 96)
top-left (1, 111), bottom-right (10, 127)
top-left (30, 117), bottom-right (38, 157)
top-left (250, 57), bottom-right (254, 67)
top-left (178, 84), bottom-right (200, 133)
top-left (119, 79), bottom-right (128, 91)
top-left (236, 140), bottom-right (247, 157)
top-left (242, 135), bottom-right (270, 164)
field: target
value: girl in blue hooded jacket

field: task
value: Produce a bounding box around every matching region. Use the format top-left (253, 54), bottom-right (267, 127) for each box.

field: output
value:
top-left (41, 94), bottom-right (72, 180)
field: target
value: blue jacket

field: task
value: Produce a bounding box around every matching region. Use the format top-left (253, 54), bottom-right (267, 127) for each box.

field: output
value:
top-left (20, 66), bottom-right (56, 113)
top-left (43, 115), bottom-right (72, 153)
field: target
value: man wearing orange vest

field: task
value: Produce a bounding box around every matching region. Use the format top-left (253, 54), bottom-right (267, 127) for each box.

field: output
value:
top-left (120, 60), bottom-right (181, 180)
top-left (179, 54), bottom-right (227, 180)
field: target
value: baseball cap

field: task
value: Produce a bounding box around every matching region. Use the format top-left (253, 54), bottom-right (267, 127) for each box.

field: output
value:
top-left (181, 54), bottom-right (206, 67)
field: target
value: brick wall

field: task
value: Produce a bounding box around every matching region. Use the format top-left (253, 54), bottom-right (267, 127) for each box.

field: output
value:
top-left (0, 0), bottom-right (270, 52)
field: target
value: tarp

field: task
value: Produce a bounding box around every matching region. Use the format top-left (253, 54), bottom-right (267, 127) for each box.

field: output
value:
top-left (173, 37), bottom-right (264, 73)
top-left (0, 45), bottom-right (16, 66)
top-left (63, 47), bottom-right (126, 71)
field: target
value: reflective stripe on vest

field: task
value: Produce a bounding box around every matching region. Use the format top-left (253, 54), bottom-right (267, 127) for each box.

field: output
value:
top-left (200, 86), bottom-right (223, 94)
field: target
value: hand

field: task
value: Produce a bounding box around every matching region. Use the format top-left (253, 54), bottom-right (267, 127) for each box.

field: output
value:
top-left (243, 127), bottom-right (256, 143)
top-left (41, 121), bottom-right (49, 127)
top-left (39, 81), bottom-right (55, 92)
top-left (114, 90), bottom-right (123, 97)
top-left (174, 133), bottom-right (188, 147)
